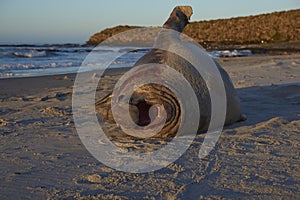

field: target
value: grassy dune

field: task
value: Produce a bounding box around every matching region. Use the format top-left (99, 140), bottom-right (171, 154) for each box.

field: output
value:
top-left (86, 9), bottom-right (300, 49)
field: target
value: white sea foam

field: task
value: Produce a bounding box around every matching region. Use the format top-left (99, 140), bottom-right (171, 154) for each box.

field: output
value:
top-left (13, 50), bottom-right (47, 58)
top-left (209, 49), bottom-right (252, 58)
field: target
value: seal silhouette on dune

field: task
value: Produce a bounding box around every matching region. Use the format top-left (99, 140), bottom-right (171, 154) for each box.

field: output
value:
top-left (96, 6), bottom-right (245, 138)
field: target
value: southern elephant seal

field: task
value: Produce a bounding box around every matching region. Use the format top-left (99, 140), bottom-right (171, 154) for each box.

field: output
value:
top-left (96, 6), bottom-right (245, 138)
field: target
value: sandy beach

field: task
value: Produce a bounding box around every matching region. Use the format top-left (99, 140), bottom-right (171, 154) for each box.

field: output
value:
top-left (0, 54), bottom-right (299, 199)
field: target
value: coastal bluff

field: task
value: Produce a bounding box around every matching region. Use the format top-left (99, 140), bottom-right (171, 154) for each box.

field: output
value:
top-left (86, 9), bottom-right (300, 47)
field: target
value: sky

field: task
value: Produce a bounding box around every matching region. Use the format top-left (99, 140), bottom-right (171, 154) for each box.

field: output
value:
top-left (0, 0), bottom-right (299, 44)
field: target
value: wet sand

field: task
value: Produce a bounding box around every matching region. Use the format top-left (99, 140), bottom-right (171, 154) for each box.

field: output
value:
top-left (0, 54), bottom-right (299, 199)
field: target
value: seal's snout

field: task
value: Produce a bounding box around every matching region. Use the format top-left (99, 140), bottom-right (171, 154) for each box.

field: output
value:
top-left (163, 5), bottom-right (193, 32)
top-left (175, 6), bottom-right (193, 20)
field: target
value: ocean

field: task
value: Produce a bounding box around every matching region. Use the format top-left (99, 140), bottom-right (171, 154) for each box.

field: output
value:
top-left (0, 45), bottom-right (252, 78)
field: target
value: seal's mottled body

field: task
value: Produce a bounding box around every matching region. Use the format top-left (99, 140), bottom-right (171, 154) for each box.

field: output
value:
top-left (96, 6), bottom-right (245, 138)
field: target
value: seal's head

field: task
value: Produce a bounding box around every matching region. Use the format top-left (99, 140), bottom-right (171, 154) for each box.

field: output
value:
top-left (163, 6), bottom-right (193, 32)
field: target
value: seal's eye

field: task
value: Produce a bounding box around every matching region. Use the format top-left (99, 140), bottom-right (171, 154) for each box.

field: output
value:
top-left (118, 94), bottom-right (124, 102)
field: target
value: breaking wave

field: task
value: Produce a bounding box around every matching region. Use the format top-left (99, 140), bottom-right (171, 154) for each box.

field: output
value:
top-left (0, 45), bottom-right (252, 78)
top-left (13, 50), bottom-right (47, 58)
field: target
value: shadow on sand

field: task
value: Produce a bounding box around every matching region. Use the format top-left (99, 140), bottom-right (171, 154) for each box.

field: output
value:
top-left (226, 82), bottom-right (300, 129)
